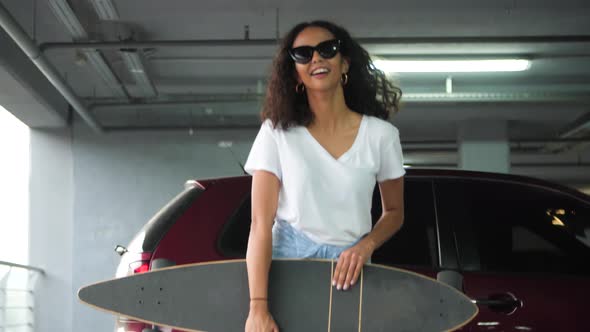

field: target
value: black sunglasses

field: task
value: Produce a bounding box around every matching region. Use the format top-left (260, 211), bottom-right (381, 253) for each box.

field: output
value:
top-left (289, 39), bottom-right (342, 64)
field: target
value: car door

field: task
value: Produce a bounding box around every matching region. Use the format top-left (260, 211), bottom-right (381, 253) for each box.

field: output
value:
top-left (435, 178), bottom-right (590, 331)
top-left (370, 177), bottom-right (440, 278)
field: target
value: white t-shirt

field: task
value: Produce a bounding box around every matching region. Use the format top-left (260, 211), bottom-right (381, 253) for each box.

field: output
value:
top-left (244, 114), bottom-right (405, 246)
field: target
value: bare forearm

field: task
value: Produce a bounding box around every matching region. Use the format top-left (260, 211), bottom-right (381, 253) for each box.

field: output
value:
top-left (246, 222), bottom-right (273, 308)
top-left (361, 209), bottom-right (404, 251)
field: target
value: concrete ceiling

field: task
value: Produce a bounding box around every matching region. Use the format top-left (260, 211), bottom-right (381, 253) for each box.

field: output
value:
top-left (0, 0), bottom-right (589, 149)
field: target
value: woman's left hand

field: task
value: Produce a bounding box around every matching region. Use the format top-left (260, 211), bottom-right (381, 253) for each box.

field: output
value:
top-left (332, 240), bottom-right (375, 291)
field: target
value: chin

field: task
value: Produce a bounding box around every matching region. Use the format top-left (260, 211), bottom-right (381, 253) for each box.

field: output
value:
top-left (307, 82), bottom-right (340, 92)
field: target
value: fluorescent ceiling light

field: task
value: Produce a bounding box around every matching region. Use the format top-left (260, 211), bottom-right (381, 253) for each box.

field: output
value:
top-left (120, 51), bottom-right (157, 97)
top-left (88, 0), bottom-right (120, 20)
top-left (48, 0), bottom-right (127, 98)
top-left (84, 50), bottom-right (127, 98)
top-left (48, 0), bottom-right (87, 39)
top-left (373, 59), bottom-right (530, 73)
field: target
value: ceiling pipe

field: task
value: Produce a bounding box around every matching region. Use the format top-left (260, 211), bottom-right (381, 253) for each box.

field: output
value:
top-left (41, 39), bottom-right (279, 52)
top-left (85, 96), bottom-right (305, 110)
top-left (39, 35), bottom-right (590, 53)
top-left (86, 90), bottom-right (590, 110)
top-left (103, 125), bottom-right (260, 132)
top-left (123, 54), bottom-right (590, 64)
top-left (560, 112), bottom-right (590, 137)
top-left (541, 111), bottom-right (590, 153)
top-left (89, 94), bottom-right (262, 111)
top-left (0, 2), bottom-right (103, 133)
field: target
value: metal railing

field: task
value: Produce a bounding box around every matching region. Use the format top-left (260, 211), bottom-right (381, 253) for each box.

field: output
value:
top-left (0, 261), bottom-right (44, 332)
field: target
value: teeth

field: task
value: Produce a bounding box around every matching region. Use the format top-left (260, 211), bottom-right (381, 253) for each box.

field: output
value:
top-left (312, 68), bottom-right (329, 75)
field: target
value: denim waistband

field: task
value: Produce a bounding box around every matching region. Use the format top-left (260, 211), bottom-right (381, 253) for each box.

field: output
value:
top-left (271, 219), bottom-right (357, 260)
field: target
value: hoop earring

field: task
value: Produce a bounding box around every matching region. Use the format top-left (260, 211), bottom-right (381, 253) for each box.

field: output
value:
top-left (296, 82), bottom-right (305, 94)
top-left (341, 73), bottom-right (349, 86)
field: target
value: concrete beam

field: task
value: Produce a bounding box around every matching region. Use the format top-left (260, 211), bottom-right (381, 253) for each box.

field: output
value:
top-left (0, 30), bottom-right (67, 127)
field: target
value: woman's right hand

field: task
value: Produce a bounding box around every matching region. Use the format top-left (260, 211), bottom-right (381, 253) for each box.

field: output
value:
top-left (245, 303), bottom-right (279, 332)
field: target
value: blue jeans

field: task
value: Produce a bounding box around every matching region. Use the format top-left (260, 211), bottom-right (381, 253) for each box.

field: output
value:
top-left (271, 219), bottom-right (359, 260)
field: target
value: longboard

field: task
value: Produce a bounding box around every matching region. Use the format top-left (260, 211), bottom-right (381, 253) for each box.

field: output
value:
top-left (79, 259), bottom-right (478, 331)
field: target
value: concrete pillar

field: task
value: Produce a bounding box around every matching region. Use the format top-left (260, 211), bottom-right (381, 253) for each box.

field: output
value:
top-left (458, 119), bottom-right (510, 173)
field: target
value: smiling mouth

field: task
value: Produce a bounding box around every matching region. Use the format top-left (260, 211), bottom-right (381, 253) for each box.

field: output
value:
top-left (311, 68), bottom-right (330, 76)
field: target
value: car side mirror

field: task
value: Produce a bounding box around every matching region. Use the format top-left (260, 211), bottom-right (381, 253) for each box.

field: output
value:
top-left (114, 245), bottom-right (128, 256)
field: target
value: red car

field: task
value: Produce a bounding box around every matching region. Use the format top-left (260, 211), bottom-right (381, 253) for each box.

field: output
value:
top-left (114, 169), bottom-right (590, 332)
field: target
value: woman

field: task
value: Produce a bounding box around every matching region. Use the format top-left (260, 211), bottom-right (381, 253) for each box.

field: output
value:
top-left (243, 20), bottom-right (405, 332)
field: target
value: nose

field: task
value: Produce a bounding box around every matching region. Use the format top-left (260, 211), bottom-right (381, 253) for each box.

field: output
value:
top-left (311, 49), bottom-right (324, 63)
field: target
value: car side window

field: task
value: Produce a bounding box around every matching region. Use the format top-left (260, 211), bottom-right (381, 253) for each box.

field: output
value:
top-left (371, 179), bottom-right (438, 268)
top-left (218, 178), bottom-right (439, 269)
top-left (217, 195), bottom-right (251, 258)
top-left (436, 179), bottom-right (590, 276)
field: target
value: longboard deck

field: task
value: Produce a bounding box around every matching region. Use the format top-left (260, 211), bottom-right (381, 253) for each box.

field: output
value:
top-left (79, 259), bottom-right (478, 331)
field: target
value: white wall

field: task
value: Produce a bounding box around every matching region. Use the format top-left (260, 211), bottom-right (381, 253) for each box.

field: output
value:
top-left (28, 128), bottom-right (73, 332)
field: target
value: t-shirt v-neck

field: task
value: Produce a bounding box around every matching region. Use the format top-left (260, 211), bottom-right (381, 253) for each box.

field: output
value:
top-left (303, 114), bottom-right (366, 163)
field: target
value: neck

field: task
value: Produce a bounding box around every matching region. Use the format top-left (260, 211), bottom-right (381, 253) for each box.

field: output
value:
top-left (306, 86), bottom-right (350, 133)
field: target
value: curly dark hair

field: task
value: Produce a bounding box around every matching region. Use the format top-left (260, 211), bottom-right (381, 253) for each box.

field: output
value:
top-left (261, 20), bottom-right (402, 129)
